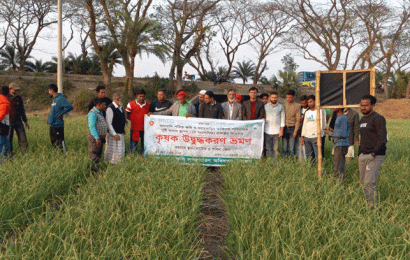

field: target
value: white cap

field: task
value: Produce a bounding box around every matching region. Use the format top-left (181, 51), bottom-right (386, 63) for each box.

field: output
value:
top-left (199, 90), bottom-right (207, 95)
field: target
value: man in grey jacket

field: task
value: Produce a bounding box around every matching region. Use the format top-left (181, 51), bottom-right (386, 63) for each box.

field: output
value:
top-left (153, 90), bottom-right (196, 117)
top-left (221, 89), bottom-right (242, 120)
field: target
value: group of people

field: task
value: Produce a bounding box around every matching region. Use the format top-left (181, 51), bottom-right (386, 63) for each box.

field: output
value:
top-left (0, 83), bottom-right (387, 208)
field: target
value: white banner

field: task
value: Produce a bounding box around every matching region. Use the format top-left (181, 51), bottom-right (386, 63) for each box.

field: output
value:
top-left (144, 115), bottom-right (264, 166)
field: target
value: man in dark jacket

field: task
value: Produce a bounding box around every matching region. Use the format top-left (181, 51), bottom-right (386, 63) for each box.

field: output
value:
top-left (47, 84), bottom-right (74, 152)
top-left (87, 85), bottom-right (112, 115)
top-left (358, 95), bottom-right (387, 209)
top-left (8, 82), bottom-right (29, 153)
top-left (242, 87), bottom-right (266, 120)
top-left (198, 91), bottom-right (224, 119)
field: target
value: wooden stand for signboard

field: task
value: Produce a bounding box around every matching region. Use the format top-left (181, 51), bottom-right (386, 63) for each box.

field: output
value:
top-left (315, 68), bottom-right (375, 181)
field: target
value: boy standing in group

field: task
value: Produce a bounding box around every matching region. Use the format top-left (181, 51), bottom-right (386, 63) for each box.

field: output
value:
top-left (126, 89), bottom-right (150, 154)
top-left (324, 107), bottom-right (350, 180)
top-left (47, 84), bottom-right (74, 152)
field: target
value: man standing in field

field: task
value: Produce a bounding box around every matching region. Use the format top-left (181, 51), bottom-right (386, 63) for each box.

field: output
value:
top-left (0, 86), bottom-right (11, 164)
top-left (153, 90), bottom-right (196, 117)
top-left (358, 95), bottom-right (387, 209)
top-left (105, 93), bottom-right (127, 164)
top-left (126, 89), bottom-right (150, 154)
top-left (88, 98), bottom-right (108, 166)
top-left (8, 82), bottom-right (29, 153)
top-left (242, 87), bottom-right (266, 120)
top-left (283, 90), bottom-right (301, 157)
top-left (324, 107), bottom-right (350, 180)
top-left (264, 92), bottom-right (285, 158)
top-left (47, 84), bottom-right (74, 152)
top-left (222, 89), bottom-right (242, 120)
top-left (300, 95), bottom-right (326, 162)
top-left (199, 91), bottom-right (224, 119)
top-left (298, 95), bottom-right (309, 162)
top-left (192, 90), bottom-right (206, 117)
top-left (259, 93), bottom-right (269, 105)
top-left (149, 90), bottom-right (173, 114)
top-left (87, 85), bottom-right (112, 114)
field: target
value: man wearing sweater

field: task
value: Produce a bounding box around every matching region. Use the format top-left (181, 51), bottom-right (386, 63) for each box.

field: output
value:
top-left (8, 82), bottom-right (29, 153)
top-left (300, 95), bottom-right (327, 162)
top-left (88, 98), bottom-right (108, 165)
top-left (0, 86), bottom-right (11, 164)
top-left (358, 95), bottom-right (387, 208)
top-left (47, 84), bottom-right (74, 152)
top-left (324, 108), bottom-right (350, 180)
top-left (283, 90), bottom-right (301, 157)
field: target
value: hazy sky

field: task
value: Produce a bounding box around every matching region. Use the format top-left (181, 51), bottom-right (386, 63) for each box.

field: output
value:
top-left (31, 14), bottom-right (324, 81)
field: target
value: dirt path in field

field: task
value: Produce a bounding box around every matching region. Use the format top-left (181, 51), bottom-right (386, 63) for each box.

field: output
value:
top-left (197, 168), bottom-right (231, 259)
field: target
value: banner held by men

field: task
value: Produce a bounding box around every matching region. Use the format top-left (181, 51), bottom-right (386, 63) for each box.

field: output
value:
top-left (144, 115), bottom-right (264, 166)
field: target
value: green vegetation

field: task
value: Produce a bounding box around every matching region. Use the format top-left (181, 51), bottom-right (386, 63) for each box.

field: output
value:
top-left (221, 120), bottom-right (410, 259)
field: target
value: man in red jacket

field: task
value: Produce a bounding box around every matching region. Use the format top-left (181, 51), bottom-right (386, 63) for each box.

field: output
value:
top-left (0, 86), bottom-right (11, 164)
top-left (126, 89), bottom-right (150, 154)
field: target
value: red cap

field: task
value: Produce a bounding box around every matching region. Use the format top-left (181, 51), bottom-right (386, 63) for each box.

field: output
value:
top-left (177, 91), bottom-right (187, 98)
top-left (235, 94), bottom-right (243, 100)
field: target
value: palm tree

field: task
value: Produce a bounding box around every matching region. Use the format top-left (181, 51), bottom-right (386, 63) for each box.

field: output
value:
top-left (232, 60), bottom-right (255, 84)
top-left (25, 59), bottom-right (53, 73)
top-left (0, 45), bottom-right (20, 70)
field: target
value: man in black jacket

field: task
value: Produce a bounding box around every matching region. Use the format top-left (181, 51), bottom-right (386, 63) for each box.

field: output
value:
top-left (8, 82), bottom-right (29, 153)
top-left (242, 87), bottom-right (266, 120)
top-left (198, 91), bottom-right (224, 119)
top-left (358, 95), bottom-right (387, 208)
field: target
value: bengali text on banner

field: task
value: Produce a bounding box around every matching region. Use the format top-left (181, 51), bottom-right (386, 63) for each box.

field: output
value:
top-left (144, 115), bottom-right (264, 166)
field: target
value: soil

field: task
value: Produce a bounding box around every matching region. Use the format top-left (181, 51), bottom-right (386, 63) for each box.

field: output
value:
top-left (197, 168), bottom-right (230, 259)
top-left (374, 98), bottom-right (410, 120)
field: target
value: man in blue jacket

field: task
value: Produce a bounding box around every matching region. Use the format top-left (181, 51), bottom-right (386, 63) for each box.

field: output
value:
top-left (47, 84), bottom-right (73, 152)
top-left (324, 107), bottom-right (350, 181)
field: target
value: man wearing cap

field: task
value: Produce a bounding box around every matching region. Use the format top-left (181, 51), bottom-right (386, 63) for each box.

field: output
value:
top-left (153, 90), bottom-right (196, 117)
top-left (222, 89), bottom-right (242, 120)
top-left (192, 90), bottom-right (206, 117)
top-left (199, 91), bottom-right (224, 119)
top-left (235, 94), bottom-right (243, 104)
top-left (8, 82), bottom-right (29, 153)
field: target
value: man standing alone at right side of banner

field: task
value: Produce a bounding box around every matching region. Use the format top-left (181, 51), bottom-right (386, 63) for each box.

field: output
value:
top-left (105, 93), bottom-right (127, 164)
top-left (358, 95), bottom-right (387, 209)
top-left (283, 90), bottom-right (301, 157)
top-left (264, 92), bottom-right (285, 159)
top-left (47, 84), bottom-right (74, 152)
top-left (222, 89), bottom-right (242, 120)
top-left (324, 107), bottom-right (349, 181)
top-left (0, 86), bottom-right (11, 164)
top-left (88, 98), bottom-right (108, 166)
top-left (300, 95), bottom-right (327, 162)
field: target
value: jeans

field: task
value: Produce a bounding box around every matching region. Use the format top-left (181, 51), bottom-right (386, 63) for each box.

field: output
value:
top-left (298, 143), bottom-right (307, 162)
top-left (282, 126), bottom-right (298, 157)
top-left (359, 153), bottom-right (386, 206)
top-left (334, 146), bottom-right (348, 180)
top-left (304, 137), bottom-right (318, 162)
top-left (130, 130), bottom-right (144, 154)
top-left (264, 133), bottom-right (279, 158)
top-left (0, 135), bottom-right (11, 164)
top-left (8, 122), bottom-right (28, 152)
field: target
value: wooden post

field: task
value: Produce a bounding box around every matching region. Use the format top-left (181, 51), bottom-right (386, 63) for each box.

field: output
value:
top-left (316, 71), bottom-right (322, 181)
top-left (370, 67), bottom-right (376, 96)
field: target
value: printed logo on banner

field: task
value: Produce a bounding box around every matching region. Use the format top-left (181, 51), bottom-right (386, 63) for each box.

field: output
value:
top-left (149, 121), bottom-right (155, 126)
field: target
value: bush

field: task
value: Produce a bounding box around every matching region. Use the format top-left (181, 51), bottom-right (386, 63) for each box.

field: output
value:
top-left (71, 89), bottom-right (95, 113)
top-left (182, 82), bottom-right (199, 93)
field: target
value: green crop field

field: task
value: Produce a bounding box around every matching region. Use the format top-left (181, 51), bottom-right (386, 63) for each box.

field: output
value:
top-left (222, 120), bottom-right (410, 259)
top-left (0, 115), bottom-right (408, 258)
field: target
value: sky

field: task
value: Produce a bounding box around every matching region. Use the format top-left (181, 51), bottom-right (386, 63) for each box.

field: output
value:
top-left (30, 8), bottom-right (325, 82)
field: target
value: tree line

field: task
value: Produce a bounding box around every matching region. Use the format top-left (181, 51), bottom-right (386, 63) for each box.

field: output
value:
top-left (0, 0), bottom-right (409, 98)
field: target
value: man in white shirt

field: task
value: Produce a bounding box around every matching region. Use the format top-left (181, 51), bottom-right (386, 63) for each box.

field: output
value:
top-left (221, 89), bottom-right (242, 120)
top-left (264, 92), bottom-right (285, 158)
top-left (300, 95), bottom-right (327, 162)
